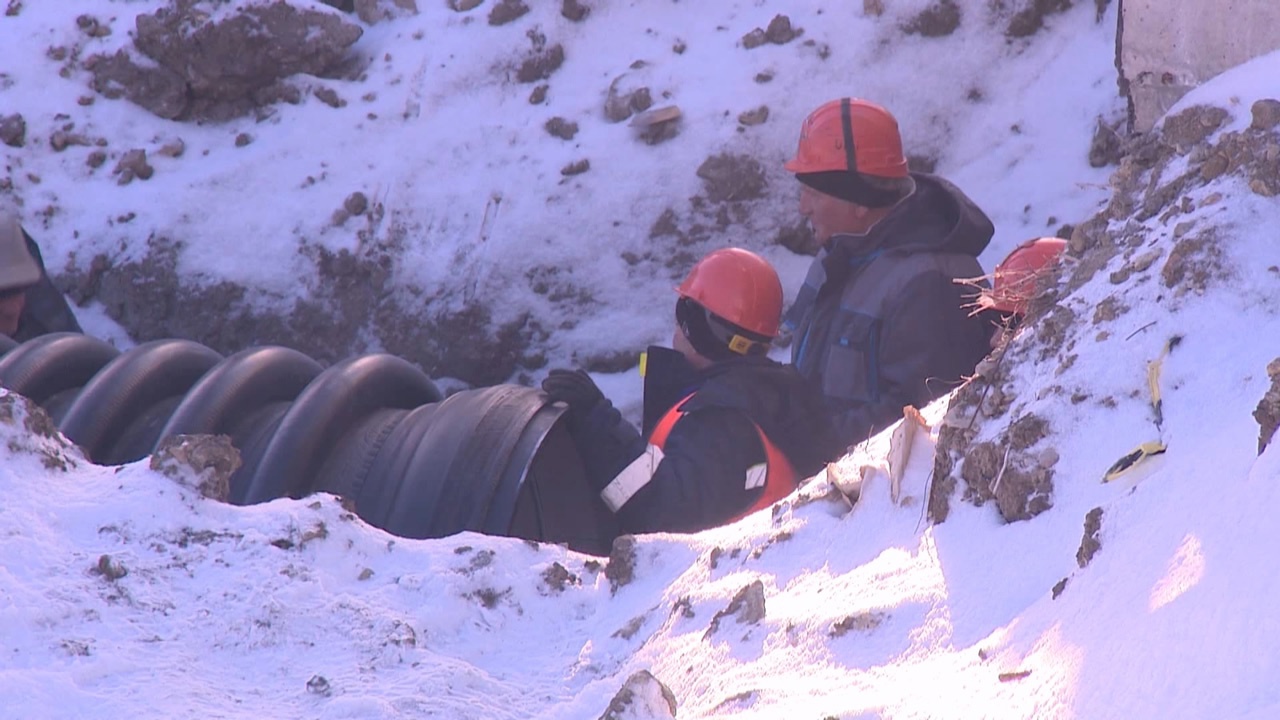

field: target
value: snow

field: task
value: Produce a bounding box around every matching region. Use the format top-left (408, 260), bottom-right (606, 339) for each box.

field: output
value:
top-left (3, 1), bottom-right (1280, 718)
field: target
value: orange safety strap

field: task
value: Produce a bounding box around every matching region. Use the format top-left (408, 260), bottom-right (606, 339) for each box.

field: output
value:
top-left (650, 394), bottom-right (798, 522)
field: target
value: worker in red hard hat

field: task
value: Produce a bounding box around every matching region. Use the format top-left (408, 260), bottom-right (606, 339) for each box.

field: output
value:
top-left (976, 236), bottom-right (1069, 347)
top-left (0, 210), bottom-right (82, 344)
top-left (782, 98), bottom-right (996, 444)
top-left (541, 248), bottom-right (843, 534)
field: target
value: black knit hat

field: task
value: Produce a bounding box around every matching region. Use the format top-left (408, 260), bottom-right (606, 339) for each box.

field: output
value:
top-left (676, 297), bottom-right (771, 361)
top-left (795, 170), bottom-right (903, 209)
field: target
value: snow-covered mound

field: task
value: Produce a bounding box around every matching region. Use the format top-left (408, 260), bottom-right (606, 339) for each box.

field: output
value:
top-left (6, 3), bottom-right (1280, 718)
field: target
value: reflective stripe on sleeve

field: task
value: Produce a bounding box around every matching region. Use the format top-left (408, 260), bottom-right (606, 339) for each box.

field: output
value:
top-left (744, 462), bottom-right (767, 490)
top-left (600, 444), bottom-right (666, 512)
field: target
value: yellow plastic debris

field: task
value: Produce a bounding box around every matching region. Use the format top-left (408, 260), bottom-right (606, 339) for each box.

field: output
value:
top-left (1146, 335), bottom-right (1183, 428)
top-left (1102, 441), bottom-right (1167, 482)
top-left (1146, 356), bottom-right (1164, 426)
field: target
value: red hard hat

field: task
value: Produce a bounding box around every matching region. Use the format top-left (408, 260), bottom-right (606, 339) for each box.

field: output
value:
top-left (784, 98), bottom-right (909, 178)
top-left (676, 248), bottom-right (783, 338)
top-left (981, 237), bottom-right (1068, 315)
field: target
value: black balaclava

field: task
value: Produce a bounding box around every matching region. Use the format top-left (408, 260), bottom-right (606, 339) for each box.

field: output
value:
top-left (676, 297), bottom-right (771, 361)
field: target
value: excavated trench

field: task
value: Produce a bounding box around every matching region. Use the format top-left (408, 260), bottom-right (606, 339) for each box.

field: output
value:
top-left (0, 333), bottom-right (619, 556)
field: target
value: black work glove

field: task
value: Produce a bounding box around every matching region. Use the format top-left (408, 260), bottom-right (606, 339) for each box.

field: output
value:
top-left (541, 368), bottom-right (605, 415)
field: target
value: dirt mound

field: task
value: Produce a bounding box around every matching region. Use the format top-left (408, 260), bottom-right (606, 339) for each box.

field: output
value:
top-left (88, 0), bottom-right (363, 121)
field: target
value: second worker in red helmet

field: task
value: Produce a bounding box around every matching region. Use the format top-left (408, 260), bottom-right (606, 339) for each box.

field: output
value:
top-left (783, 98), bottom-right (996, 445)
top-left (541, 248), bottom-right (844, 535)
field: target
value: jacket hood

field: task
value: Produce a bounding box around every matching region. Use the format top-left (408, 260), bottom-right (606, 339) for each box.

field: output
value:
top-left (829, 172), bottom-right (993, 259)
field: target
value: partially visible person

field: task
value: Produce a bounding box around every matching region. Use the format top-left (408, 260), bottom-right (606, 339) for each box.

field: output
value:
top-left (0, 210), bottom-right (83, 342)
top-left (541, 248), bottom-right (843, 535)
top-left (781, 97), bottom-right (995, 444)
top-left (975, 236), bottom-right (1069, 347)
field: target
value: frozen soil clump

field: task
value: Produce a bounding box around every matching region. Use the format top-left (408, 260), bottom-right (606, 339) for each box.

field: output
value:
top-left (88, 1), bottom-right (363, 122)
top-left (1255, 359), bottom-right (1280, 455)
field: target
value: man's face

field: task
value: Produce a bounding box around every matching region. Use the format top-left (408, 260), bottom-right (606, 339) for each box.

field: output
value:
top-left (0, 287), bottom-right (26, 337)
top-left (797, 183), bottom-right (868, 251)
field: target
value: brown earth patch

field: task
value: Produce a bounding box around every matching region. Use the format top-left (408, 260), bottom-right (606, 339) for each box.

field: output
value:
top-left (516, 44), bottom-right (565, 83)
top-left (1004, 0), bottom-right (1074, 38)
top-left (561, 0), bottom-right (589, 22)
top-left (1254, 358), bottom-right (1280, 455)
top-left (605, 535), bottom-right (637, 593)
top-left (1252, 99), bottom-right (1280, 130)
top-left (544, 116), bottom-right (578, 140)
top-left (1008, 413), bottom-right (1048, 449)
top-left (1076, 507), bottom-right (1103, 567)
top-left (58, 233), bottom-right (544, 386)
top-left (488, 0), bottom-right (528, 25)
top-left (541, 562), bottom-right (580, 592)
top-left (1092, 295), bottom-right (1127, 324)
top-left (959, 441), bottom-right (1001, 502)
top-left (1160, 227), bottom-right (1226, 295)
top-left (1160, 105), bottom-right (1230, 153)
top-left (830, 611), bottom-right (886, 636)
top-left (581, 350), bottom-right (639, 374)
top-left (902, 0), bottom-right (960, 37)
top-left (953, 413), bottom-right (1054, 522)
top-left (696, 153), bottom-right (767, 203)
top-left (1033, 305), bottom-right (1077, 361)
top-left (993, 464), bottom-right (1053, 521)
top-left (601, 671), bottom-right (677, 720)
top-left (150, 434), bottom-right (240, 501)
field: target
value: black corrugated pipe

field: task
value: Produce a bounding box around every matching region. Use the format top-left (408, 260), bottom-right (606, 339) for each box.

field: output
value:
top-left (236, 354), bottom-right (443, 504)
top-left (59, 339), bottom-right (225, 464)
top-left (0, 336), bottom-right (620, 555)
top-left (314, 385), bottom-right (620, 555)
top-left (0, 333), bottom-right (121, 422)
top-left (506, 415), bottom-right (621, 556)
top-left (160, 345), bottom-right (326, 504)
top-left (360, 386), bottom-right (556, 537)
top-left (157, 346), bottom-right (324, 448)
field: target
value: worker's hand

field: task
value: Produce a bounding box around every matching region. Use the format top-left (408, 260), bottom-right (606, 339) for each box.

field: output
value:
top-left (541, 368), bottom-right (604, 413)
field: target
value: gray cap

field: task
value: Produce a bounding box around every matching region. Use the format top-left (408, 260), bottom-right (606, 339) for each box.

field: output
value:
top-left (0, 210), bottom-right (41, 292)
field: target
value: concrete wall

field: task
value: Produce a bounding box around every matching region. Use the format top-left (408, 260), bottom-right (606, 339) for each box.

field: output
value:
top-left (1119, 0), bottom-right (1280, 131)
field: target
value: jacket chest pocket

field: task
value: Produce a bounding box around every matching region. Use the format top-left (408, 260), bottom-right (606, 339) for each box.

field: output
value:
top-left (822, 310), bottom-right (882, 404)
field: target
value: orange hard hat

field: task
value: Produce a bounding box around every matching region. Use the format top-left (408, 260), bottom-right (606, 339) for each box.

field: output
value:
top-left (784, 98), bottom-right (909, 178)
top-left (676, 247), bottom-right (783, 339)
top-left (981, 237), bottom-right (1068, 315)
